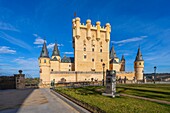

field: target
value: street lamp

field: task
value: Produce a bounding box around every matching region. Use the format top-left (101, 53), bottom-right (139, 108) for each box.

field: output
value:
top-left (154, 66), bottom-right (157, 74)
top-left (153, 66), bottom-right (157, 84)
top-left (102, 63), bottom-right (105, 86)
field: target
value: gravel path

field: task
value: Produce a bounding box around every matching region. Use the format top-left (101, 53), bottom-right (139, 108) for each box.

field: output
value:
top-left (120, 93), bottom-right (170, 105)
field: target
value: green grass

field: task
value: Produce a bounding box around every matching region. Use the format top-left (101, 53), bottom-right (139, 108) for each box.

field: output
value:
top-left (117, 84), bottom-right (170, 102)
top-left (56, 86), bottom-right (170, 113)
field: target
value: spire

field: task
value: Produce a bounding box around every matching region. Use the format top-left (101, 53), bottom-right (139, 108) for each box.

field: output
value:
top-left (121, 55), bottom-right (125, 61)
top-left (52, 43), bottom-right (60, 57)
top-left (40, 40), bottom-right (49, 58)
top-left (135, 47), bottom-right (143, 62)
top-left (109, 45), bottom-right (117, 59)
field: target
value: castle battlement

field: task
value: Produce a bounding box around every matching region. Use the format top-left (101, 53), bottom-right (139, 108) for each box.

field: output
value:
top-left (72, 17), bottom-right (111, 42)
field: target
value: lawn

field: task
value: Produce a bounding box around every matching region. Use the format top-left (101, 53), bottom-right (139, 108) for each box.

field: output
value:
top-left (56, 85), bottom-right (170, 113)
top-left (117, 84), bottom-right (170, 102)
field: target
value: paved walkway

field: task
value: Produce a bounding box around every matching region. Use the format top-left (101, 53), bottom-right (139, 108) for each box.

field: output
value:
top-left (120, 93), bottom-right (170, 105)
top-left (0, 89), bottom-right (84, 113)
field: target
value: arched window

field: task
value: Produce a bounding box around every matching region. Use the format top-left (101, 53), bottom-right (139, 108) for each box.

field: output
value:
top-left (44, 59), bottom-right (46, 63)
top-left (100, 49), bottom-right (102, 52)
top-left (92, 48), bottom-right (94, 52)
top-left (84, 47), bottom-right (86, 51)
top-left (40, 68), bottom-right (42, 73)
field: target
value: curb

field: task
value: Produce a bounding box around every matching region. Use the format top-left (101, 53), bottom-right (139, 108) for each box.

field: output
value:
top-left (51, 89), bottom-right (91, 113)
top-left (51, 89), bottom-right (106, 113)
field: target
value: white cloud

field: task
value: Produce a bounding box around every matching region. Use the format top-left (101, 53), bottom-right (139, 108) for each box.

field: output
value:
top-left (36, 45), bottom-right (43, 48)
top-left (0, 32), bottom-right (32, 50)
top-left (0, 21), bottom-right (19, 32)
top-left (63, 52), bottom-right (74, 54)
top-left (33, 34), bottom-right (45, 44)
top-left (47, 43), bottom-right (64, 49)
top-left (0, 46), bottom-right (16, 54)
top-left (47, 43), bottom-right (55, 49)
top-left (58, 44), bottom-right (64, 46)
top-left (12, 57), bottom-right (39, 77)
top-left (112, 36), bottom-right (147, 44)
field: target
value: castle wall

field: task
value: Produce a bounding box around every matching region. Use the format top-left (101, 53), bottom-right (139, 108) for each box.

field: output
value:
top-left (110, 63), bottom-right (121, 72)
top-left (60, 63), bottom-right (74, 71)
top-left (50, 61), bottom-right (60, 71)
top-left (117, 72), bottom-right (135, 80)
top-left (50, 71), bottom-right (103, 83)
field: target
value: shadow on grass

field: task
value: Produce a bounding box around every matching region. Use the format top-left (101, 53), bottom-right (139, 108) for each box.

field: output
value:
top-left (72, 86), bottom-right (105, 95)
top-left (0, 89), bottom-right (35, 113)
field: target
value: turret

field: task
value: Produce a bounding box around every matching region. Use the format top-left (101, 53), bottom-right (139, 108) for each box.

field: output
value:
top-left (105, 23), bottom-right (111, 42)
top-left (120, 55), bottom-right (125, 72)
top-left (51, 43), bottom-right (60, 71)
top-left (51, 43), bottom-right (60, 60)
top-left (38, 40), bottom-right (50, 84)
top-left (75, 17), bottom-right (81, 39)
top-left (109, 45), bottom-right (119, 62)
top-left (134, 47), bottom-right (144, 80)
top-left (86, 19), bottom-right (91, 40)
top-left (96, 21), bottom-right (101, 41)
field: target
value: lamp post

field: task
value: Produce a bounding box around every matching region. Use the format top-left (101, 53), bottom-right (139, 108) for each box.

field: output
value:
top-left (154, 66), bottom-right (157, 84)
top-left (102, 63), bottom-right (105, 86)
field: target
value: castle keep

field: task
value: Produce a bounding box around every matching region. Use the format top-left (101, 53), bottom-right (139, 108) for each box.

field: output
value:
top-left (38, 17), bottom-right (144, 84)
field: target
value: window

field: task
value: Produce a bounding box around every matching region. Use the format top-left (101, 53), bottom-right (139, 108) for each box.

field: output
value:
top-left (84, 47), bottom-right (86, 51)
top-left (44, 59), bottom-right (46, 63)
top-left (100, 49), bottom-right (102, 52)
top-left (40, 69), bottom-right (42, 73)
top-left (84, 55), bottom-right (86, 59)
top-left (92, 58), bottom-right (94, 62)
top-left (69, 65), bottom-right (71, 67)
top-left (40, 60), bottom-right (41, 63)
top-left (101, 59), bottom-right (103, 62)
top-left (92, 48), bottom-right (94, 52)
top-left (139, 63), bottom-right (141, 65)
top-left (51, 69), bottom-right (53, 71)
top-left (69, 69), bottom-right (71, 71)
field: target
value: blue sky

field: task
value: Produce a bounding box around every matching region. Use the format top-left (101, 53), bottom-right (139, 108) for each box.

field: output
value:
top-left (0, 0), bottom-right (170, 77)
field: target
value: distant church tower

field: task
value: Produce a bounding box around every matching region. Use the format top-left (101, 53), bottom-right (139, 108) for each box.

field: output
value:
top-left (50, 43), bottom-right (60, 72)
top-left (134, 47), bottom-right (144, 80)
top-left (38, 41), bottom-right (50, 84)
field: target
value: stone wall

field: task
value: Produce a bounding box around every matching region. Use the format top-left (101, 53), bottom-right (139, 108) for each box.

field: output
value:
top-left (117, 72), bottom-right (135, 80)
top-left (50, 71), bottom-right (103, 83)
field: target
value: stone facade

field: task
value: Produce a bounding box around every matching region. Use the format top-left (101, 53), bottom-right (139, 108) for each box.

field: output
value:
top-left (38, 17), bottom-right (144, 84)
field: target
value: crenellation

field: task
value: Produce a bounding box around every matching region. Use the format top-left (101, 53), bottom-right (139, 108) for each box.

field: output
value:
top-left (86, 19), bottom-right (92, 40)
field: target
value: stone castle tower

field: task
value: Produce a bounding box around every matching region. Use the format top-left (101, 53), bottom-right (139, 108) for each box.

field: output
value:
top-left (50, 43), bottom-right (60, 72)
top-left (134, 47), bottom-right (144, 80)
top-left (109, 46), bottom-right (125, 72)
top-left (72, 17), bottom-right (111, 71)
top-left (38, 41), bottom-right (50, 84)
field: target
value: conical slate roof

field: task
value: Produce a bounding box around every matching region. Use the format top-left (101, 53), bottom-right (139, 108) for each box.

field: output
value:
top-left (135, 48), bottom-right (143, 62)
top-left (52, 43), bottom-right (60, 57)
top-left (109, 46), bottom-right (117, 59)
top-left (39, 41), bottom-right (49, 58)
top-left (61, 55), bottom-right (74, 63)
top-left (121, 55), bottom-right (125, 61)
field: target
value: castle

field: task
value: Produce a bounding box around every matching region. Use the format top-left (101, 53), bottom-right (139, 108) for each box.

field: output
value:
top-left (38, 17), bottom-right (144, 84)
